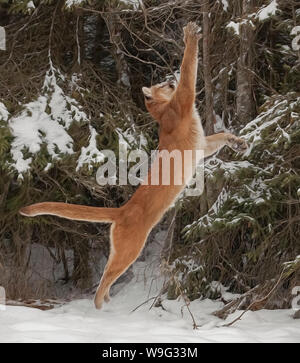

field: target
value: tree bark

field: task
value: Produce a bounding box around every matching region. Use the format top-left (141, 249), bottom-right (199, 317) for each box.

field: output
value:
top-left (236, 0), bottom-right (256, 126)
top-left (105, 14), bottom-right (131, 89)
top-left (202, 0), bottom-right (215, 136)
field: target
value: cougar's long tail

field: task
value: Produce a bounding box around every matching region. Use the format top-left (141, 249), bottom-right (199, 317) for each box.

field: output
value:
top-left (19, 202), bottom-right (119, 223)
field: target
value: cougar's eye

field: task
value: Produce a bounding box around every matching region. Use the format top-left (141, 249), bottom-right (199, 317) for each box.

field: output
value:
top-left (169, 82), bottom-right (175, 89)
top-left (145, 95), bottom-right (152, 101)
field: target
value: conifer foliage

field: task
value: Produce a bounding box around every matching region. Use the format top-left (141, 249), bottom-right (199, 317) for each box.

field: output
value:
top-left (0, 0), bottom-right (299, 309)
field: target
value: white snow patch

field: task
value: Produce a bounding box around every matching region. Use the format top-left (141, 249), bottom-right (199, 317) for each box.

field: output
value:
top-left (9, 94), bottom-right (74, 174)
top-left (43, 68), bottom-right (86, 129)
top-left (120, 0), bottom-right (140, 10)
top-left (69, 73), bottom-right (85, 96)
top-left (220, 0), bottom-right (229, 11)
top-left (214, 113), bottom-right (227, 133)
top-left (226, 21), bottom-right (240, 36)
top-left (256, 0), bottom-right (279, 21)
top-left (240, 97), bottom-right (296, 157)
top-left (76, 126), bottom-right (105, 171)
top-left (44, 163), bottom-right (52, 172)
top-left (27, 1), bottom-right (35, 10)
top-left (0, 102), bottom-right (9, 121)
top-left (65, 0), bottom-right (85, 8)
top-left (116, 127), bottom-right (148, 150)
top-left (209, 281), bottom-right (241, 302)
top-left (226, 19), bottom-right (255, 36)
top-left (9, 67), bottom-right (87, 176)
top-left (120, 71), bottom-right (131, 87)
top-left (1, 240), bottom-right (299, 343)
top-left (283, 255), bottom-right (300, 268)
top-left (291, 27), bottom-right (300, 51)
top-left (292, 37), bottom-right (300, 52)
top-left (291, 26), bottom-right (300, 36)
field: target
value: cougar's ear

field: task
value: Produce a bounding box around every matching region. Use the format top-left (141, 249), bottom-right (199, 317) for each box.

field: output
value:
top-left (142, 87), bottom-right (153, 101)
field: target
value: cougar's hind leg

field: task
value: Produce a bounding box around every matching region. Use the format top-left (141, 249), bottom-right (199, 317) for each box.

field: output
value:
top-left (104, 292), bottom-right (110, 303)
top-left (94, 223), bottom-right (147, 309)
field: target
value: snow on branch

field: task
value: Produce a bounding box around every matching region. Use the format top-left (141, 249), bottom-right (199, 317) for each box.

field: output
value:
top-left (219, 0), bottom-right (229, 12)
top-left (0, 102), bottom-right (9, 122)
top-left (255, 0), bottom-right (280, 22)
top-left (9, 68), bottom-right (87, 178)
top-left (76, 126), bottom-right (105, 172)
top-left (65, 0), bottom-right (86, 8)
top-left (291, 26), bottom-right (300, 52)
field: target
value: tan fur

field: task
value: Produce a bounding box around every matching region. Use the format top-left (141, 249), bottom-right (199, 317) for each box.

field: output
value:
top-left (19, 23), bottom-right (247, 309)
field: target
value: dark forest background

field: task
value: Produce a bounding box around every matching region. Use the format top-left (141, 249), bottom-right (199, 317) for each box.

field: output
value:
top-left (0, 0), bottom-right (299, 316)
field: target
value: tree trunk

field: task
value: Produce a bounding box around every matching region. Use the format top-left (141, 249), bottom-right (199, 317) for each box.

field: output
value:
top-left (236, 0), bottom-right (256, 126)
top-left (202, 0), bottom-right (215, 136)
top-left (104, 14), bottom-right (131, 89)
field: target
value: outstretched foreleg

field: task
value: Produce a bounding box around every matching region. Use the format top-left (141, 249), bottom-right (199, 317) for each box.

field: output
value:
top-left (204, 133), bottom-right (248, 158)
top-left (171, 22), bottom-right (202, 111)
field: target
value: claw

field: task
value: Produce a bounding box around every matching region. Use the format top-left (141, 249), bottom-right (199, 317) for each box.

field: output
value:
top-left (183, 22), bottom-right (202, 43)
top-left (228, 136), bottom-right (248, 153)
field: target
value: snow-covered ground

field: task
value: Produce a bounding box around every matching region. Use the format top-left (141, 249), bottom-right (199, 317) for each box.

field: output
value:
top-left (2, 294), bottom-right (300, 343)
top-left (0, 234), bottom-right (299, 343)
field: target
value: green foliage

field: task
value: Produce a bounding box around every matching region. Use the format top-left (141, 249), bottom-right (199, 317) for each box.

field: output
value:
top-left (169, 93), bottom-right (300, 305)
top-left (0, 0), bottom-right (43, 13)
top-left (1, 0), bottom-right (299, 305)
top-left (0, 122), bottom-right (12, 165)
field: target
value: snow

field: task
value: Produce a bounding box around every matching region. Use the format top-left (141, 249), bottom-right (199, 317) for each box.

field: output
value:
top-left (220, 0), bottom-right (229, 12)
top-left (0, 287), bottom-right (5, 311)
top-left (291, 27), bottom-right (300, 51)
top-left (214, 113), bottom-right (226, 133)
top-left (226, 19), bottom-right (256, 36)
top-left (2, 298), bottom-right (299, 343)
top-left (8, 66), bottom-right (87, 176)
top-left (292, 38), bottom-right (300, 52)
top-left (9, 94), bottom-right (74, 175)
top-left (256, 0), bottom-right (279, 21)
top-left (27, 1), bottom-right (35, 10)
top-left (120, 0), bottom-right (140, 10)
top-left (0, 101), bottom-right (9, 121)
top-left (116, 127), bottom-right (148, 150)
top-left (120, 71), bottom-right (131, 87)
top-left (209, 281), bottom-right (241, 301)
top-left (0, 26), bottom-right (5, 51)
top-left (1, 281), bottom-right (299, 343)
top-left (76, 126), bottom-right (105, 171)
top-left (0, 236), bottom-right (299, 343)
top-left (291, 26), bottom-right (300, 36)
top-left (284, 255), bottom-right (300, 269)
top-left (226, 21), bottom-right (240, 36)
top-left (240, 99), bottom-right (290, 157)
top-left (65, 0), bottom-right (85, 8)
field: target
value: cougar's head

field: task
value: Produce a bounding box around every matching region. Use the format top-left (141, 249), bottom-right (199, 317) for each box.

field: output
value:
top-left (142, 80), bottom-right (177, 110)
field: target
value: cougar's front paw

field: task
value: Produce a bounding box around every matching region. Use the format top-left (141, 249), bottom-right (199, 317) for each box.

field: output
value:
top-left (183, 22), bottom-right (202, 44)
top-left (227, 135), bottom-right (248, 153)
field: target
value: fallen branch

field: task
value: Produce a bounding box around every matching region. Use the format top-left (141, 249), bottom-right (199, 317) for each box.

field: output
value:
top-left (223, 269), bottom-right (285, 327)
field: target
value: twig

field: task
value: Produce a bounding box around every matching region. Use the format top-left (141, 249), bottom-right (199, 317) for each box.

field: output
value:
top-left (223, 269), bottom-right (285, 327)
top-left (138, 0), bottom-right (182, 52)
top-left (76, 16), bottom-right (81, 66)
top-left (130, 296), bottom-right (157, 313)
top-left (48, 0), bottom-right (60, 62)
top-left (176, 282), bottom-right (198, 329)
